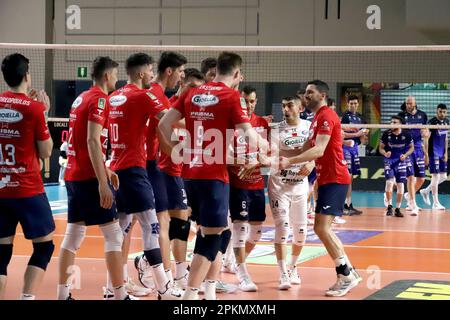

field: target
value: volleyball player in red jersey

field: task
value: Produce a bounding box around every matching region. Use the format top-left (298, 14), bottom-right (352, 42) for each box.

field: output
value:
top-left (108, 53), bottom-right (181, 300)
top-left (159, 52), bottom-right (268, 300)
top-left (280, 80), bottom-right (361, 297)
top-left (0, 53), bottom-right (55, 300)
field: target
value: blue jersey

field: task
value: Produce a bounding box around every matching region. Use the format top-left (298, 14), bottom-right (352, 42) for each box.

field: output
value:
top-left (398, 110), bottom-right (428, 147)
top-left (381, 130), bottom-right (413, 161)
top-left (428, 117), bottom-right (449, 158)
top-left (341, 111), bottom-right (365, 146)
top-left (300, 109), bottom-right (314, 122)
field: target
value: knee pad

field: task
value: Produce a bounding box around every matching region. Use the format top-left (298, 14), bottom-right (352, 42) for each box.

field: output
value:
top-left (220, 229), bottom-right (232, 254)
top-left (232, 222), bottom-right (248, 249)
top-left (396, 182), bottom-right (404, 194)
top-left (274, 217), bottom-right (290, 244)
top-left (61, 223), bottom-right (86, 254)
top-left (100, 222), bottom-right (124, 253)
top-left (136, 210), bottom-right (160, 252)
top-left (248, 224), bottom-right (263, 244)
top-left (143, 249), bottom-right (162, 266)
top-left (385, 179), bottom-right (395, 193)
top-left (28, 241), bottom-right (55, 271)
top-left (292, 223), bottom-right (307, 246)
top-left (119, 213), bottom-right (133, 235)
top-left (0, 244), bottom-right (13, 275)
top-left (194, 232), bottom-right (222, 262)
top-left (169, 218), bottom-right (190, 241)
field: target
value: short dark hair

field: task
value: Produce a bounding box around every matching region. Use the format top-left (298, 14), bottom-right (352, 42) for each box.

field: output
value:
top-left (1, 53), bottom-right (29, 88)
top-left (437, 103), bottom-right (447, 110)
top-left (91, 56), bottom-right (119, 81)
top-left (200, 57), bottom-right (217, 75)
top-left (347, 95), bottom-right (359, 102)
top-left (241, 85), bottom-right (256, 96)
top-left (184, 68), bottom-right (204, 81)
top-left (125, 52), bottom-right (154, 75)
top-left (391, 115), bottom-right (404, 124)
top-left (217, 52), bottom-right (242, 76)
top-left (157, 51), bottom-right (187, 74)
top-left (307, 80), bottom-right (329, 96)
top-left (282, 96), bottom-right (300, 103)
top-left (327, 98), bottom-right (335, 106)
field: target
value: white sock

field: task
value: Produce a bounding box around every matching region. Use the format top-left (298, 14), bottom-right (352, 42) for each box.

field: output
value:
top-left (343, 254), bottom-right (353, 269)
top-left (123, 264), bottom-right (128, 282)
top-left (152, 264), bottom-right (169, 292)
top-left (289, 255), bottom-right (299, 269)
top-left (345, 198), bottom-right (351, 206)
top-left (113, 284), bottom-right (128, 300)
top-left (433, 193), bottom-right (440, 204)
top-left (57, 284), bottom-right (70, 300)
top-left (204, 280), bottom-right (216, 300)
top-left (20, 293), bottom-right (35, 300)
top-left (165, 268), bottom-right (173, 284)
top-left (175, 261), bottom-right (189, 280)
top-left (334, 256), bottom-right (347, 267)
top-left (224, 241), bottom-right (234, 264)
top-left (236, 263), bottom-right (248, 280)
top-left (182, 287), bottom-right (199, 300)
top-left (106, 271), bottom-right (113, 290)
top-left (277, 259), bottom-right (287, 274)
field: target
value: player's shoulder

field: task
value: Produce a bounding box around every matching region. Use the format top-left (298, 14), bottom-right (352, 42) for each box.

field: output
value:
top-left (428, 117), bottom-right (438, 124)
top-left (398, 111), bottom-right (407, 118)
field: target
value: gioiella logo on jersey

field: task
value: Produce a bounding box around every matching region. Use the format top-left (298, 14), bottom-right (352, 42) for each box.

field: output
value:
top-left (0, 109), bottom-right (23, 123)
top-left (191, 94), bottom-right (219, 108)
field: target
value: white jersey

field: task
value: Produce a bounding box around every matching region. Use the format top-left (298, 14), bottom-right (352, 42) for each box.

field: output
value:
top-left (269, 119), bottom-right (311, 196)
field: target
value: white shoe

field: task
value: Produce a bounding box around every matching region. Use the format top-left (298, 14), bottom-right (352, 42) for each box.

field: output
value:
top-left (134, 255), bottom-right (155, 289)
top-left (157, 283), bottom-right (183, 300)
top-left (125, 278), bottom-right (152, 296)
top-left (432, 202), bottom-right (446, 210)
top-left (279, 273), bottom-right (291, 290)
top-left (174, 272), bottom-right (189, 290)
top-left (333, 217), bottom-right (346, 224)
top-left (351, 268), bottom-right (362, 284)
top-left (325, 273), bottom-right (359, 297)
top-left (288, 267), bottom-right (301, 285)
top-left (410, 206), bottom-right (419, 216)
top-left (238, 276), bottom-right (258, 292)
top-left (102, 287), bottom-right (139, 300)
top-left (221, 261), bottom-right (237, 274)
top-left (420, 189), bottom-right (431, 206)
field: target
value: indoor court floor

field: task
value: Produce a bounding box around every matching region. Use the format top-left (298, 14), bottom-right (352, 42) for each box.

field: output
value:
top-left (4, 185), bottom-right (450, 300)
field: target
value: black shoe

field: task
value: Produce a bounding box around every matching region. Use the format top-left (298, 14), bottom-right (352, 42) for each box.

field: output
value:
top-left (67, 293), bottom-right (75, 300)
top-left (394, 208), bottom-right (404, 217)
top-left (386, 205), bottom-right (393, 216)
top-left (349, 203), bottom-right (363, 215)
top-left (343, 204), bottom-right (350, 215)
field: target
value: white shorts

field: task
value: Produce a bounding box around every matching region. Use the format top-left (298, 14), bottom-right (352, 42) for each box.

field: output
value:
top-left (268, 187), bottom-right (308, 225)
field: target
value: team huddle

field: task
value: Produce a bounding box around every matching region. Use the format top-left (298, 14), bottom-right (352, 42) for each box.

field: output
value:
top-left (0, 50), bottom-right (446, 301)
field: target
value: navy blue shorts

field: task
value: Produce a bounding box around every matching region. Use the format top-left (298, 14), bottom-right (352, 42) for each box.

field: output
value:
top-left (429, 155), bottom-right (448, 174)
top-left (0, 193), bottom-right (55, 239)
top-left (66, 179), bottom-right (118, 226)
top-left (308, 168), bottom-right (317, 185)
top-left (343, 145), bottom-right (361, 176)
top-left (384, 159), bottom-right (407, 184)
top-left (407, 149), bottom-right (425, 178)
top-left (147, 160), bottom-right (169, 213)
top-left (315, 183), bottom-right (349, 216)
top-left (184, 179), bottom-right (229, 228)
top-left (162, 172), bottom-right (188, 211)
top-left (229, 187), bottom-right (266, 222)
top-left (115, 167), bottom-right (155, 214)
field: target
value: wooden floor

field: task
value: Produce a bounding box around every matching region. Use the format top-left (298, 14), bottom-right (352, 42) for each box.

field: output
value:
top-left (4, 201), bottom-right (450, 300)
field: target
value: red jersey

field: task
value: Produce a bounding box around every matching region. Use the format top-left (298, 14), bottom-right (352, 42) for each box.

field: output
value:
top-left (310, 105), bottom-right (350, 186)
top-left (65, 86), bottom-right (109, 181)
top-left (108, 84), bottom-right (165, 171)
top-left (172, 81), bottom-right (250, 183)
top-left (229, 113), bottom-right (269, 190)
top-left (146, 83), bottom-right (169, 162)
top-left (0, 91), bottom-right (50, 198)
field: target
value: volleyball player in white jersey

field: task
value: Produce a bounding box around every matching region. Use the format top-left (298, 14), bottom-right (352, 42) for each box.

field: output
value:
top-left (268, 96), bottom-right (314, 290)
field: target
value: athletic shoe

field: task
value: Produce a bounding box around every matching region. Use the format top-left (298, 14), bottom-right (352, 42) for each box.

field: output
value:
top-left (157, 282), bottom-right (183, 300)
top-left (394, 208), bottom-right (404, 218)
top-left (103, 287), bottom-right (139, 300)
top-left (221, 261), bottom-right (237, 274)
top-left (125, 277), bottom-right (152, 296)
top-left (333, 217), bottom-right (346, 224)
top-left (238, 276), bottom-right (258, 292)
top-left (343, 204), bottom-right (350, 216)
top-left (432, 202), bottom-right (446, 210)
top-left (134, 254), bottom-right (155, 289)
top-left (216, 280), bottom-right (238, 293)
top-left (386, 205), bottom-right (393, 216)
top-left (288, 267), bottom-right (301, 285)
top-left (420, 189), bottom-right (431, 206)
top-left (350, 267), bottom-right (362, 284)
top-left (325, 273), bottom-right (359, 297)
top-left (279, 273), bottom-right (291, 290)
top-left (349, 203), bottom-right (363, 215)
top-left (410, 206), bottom-right (419, 216)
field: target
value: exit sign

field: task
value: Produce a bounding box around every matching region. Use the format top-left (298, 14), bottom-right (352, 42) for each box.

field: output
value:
top-left (77, 67), bottom-right (88, 78)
